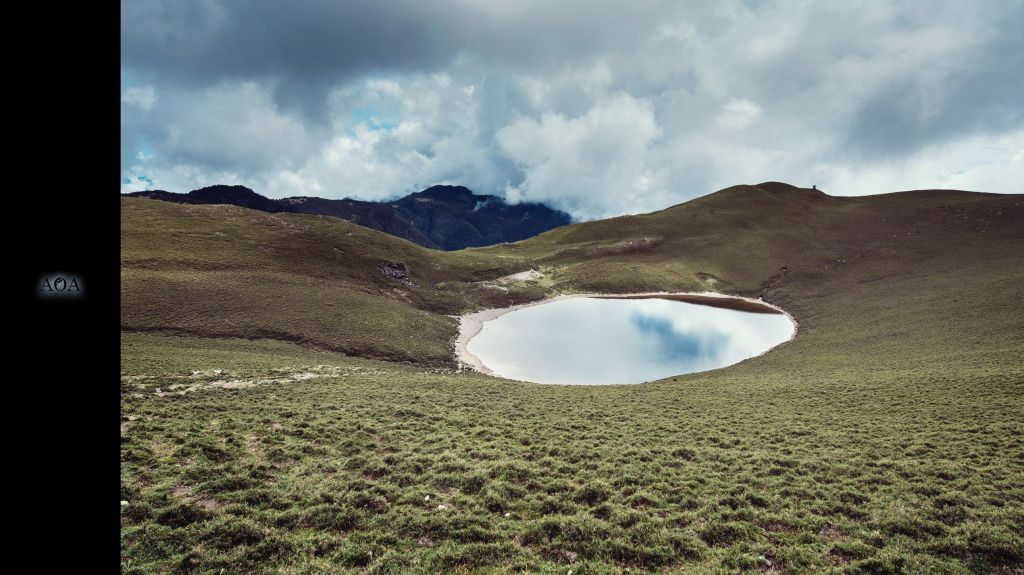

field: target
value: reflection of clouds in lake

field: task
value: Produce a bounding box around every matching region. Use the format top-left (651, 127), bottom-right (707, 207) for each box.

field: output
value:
top-left (628, 299), bottom-right (794, 368)
top-left (466, 297), bottom-right (794, 385)
top-left (630, 313), bottom-right (729, 365)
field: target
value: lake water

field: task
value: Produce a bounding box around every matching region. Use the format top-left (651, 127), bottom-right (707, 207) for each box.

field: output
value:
top-left (464, 297), bottom-right (795, 385)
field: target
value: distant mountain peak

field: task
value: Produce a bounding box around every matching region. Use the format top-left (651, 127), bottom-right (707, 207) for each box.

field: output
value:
top-left (191, 184), bottom-right (257, 195)
top-left (418, 184), bottom-right (474, 194)
top-left (411, 185), bottom-right (483, 203)
top-left (124, 184), bottom-right (570, 250)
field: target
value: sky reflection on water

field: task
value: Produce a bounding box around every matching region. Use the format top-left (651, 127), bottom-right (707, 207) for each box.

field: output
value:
top-left (466, 297), bottom-right (795, 385)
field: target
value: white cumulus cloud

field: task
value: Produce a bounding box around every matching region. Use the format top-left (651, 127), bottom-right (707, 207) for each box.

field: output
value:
top-left (496, 93), bottom-right (669, 218)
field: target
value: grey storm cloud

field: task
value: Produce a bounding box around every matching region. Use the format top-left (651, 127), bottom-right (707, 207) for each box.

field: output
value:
top-left (121, 0), bottom-right (673, 96)
top-left (843, 12), bottom-right (1024, 159)
top-left (121, 0), bottom-right (1024, 220)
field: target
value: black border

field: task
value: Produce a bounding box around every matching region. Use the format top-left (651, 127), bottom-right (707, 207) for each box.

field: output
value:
top-left (18, 1), bottom-right (120, 566)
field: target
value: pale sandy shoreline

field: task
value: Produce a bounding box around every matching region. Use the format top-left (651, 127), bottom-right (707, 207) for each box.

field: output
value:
top-left (453, 291), bottom-right (799, 375)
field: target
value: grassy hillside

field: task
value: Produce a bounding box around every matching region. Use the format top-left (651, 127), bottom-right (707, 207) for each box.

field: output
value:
top-left (121, 183), bottom-right (1024, 574)
top-left (122, 199), bottom-right (545, 365)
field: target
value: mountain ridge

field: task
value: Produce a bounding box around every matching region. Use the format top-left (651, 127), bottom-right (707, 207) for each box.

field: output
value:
top-left (125, 184), bottom-right (572, 250)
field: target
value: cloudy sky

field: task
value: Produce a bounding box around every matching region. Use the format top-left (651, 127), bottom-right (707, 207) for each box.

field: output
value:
top-left (121, 0), bottom-right (1023, 220)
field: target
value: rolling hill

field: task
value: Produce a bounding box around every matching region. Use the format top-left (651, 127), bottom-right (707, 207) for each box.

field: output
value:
top-left (120, 182), bottom-right (1024, 574)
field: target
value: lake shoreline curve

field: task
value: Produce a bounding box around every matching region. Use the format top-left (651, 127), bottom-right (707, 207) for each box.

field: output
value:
top-left (453, 291), bottom-right (798, 379)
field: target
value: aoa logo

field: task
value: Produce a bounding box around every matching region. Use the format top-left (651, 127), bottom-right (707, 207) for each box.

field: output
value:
top-left (39, 273), bottom-right (83, 298)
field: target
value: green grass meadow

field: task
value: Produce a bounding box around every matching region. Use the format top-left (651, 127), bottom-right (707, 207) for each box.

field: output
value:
top-left (121, 184), bottom-right (1024, 573)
